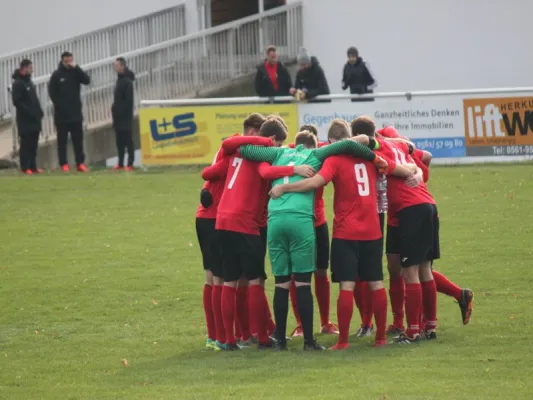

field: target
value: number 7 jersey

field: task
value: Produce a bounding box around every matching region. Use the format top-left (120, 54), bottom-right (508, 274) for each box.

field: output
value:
top-left (215, 154), bottom-right (271, 235)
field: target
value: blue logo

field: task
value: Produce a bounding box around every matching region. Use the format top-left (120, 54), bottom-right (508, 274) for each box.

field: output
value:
top-left (149, 112), bottom-right (197, 142)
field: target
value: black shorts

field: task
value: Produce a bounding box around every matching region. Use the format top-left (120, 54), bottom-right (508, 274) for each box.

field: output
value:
top-left (386, 203), bottom-right (440, 267)
top-left (260, 226), bottom-right (268, 259)
top-left (315, 222), bottom-right (330, 270)
top-left (379, 213), bottom-right (385, 236)
top-left (330, 238), bottom-right (383, 283)
top-left (218, 229), bottom-right (266, 282)
top-left (195, 218), bottom-right (223, 278)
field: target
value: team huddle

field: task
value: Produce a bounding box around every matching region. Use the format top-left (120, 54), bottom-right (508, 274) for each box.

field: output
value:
top-left (195, 112), bottom-right (474, 351)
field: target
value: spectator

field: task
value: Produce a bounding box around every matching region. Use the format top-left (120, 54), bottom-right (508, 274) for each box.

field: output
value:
top-left (342, 46), bottom-right (377, 102)
top-left (111, 57), bottom-right (136, 171)
top-left (291, 47), bottom-right (330, 103)
top-left (254, 46), bottom-right (292, 99)
top-left (11, 59), bottom-right (43, 175)
top-left (48, 51), bottom-right (91, 172)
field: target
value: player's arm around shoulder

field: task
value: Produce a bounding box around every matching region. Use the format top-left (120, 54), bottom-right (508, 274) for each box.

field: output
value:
top-left (238, 144), bottom-right (282, 163)
top-left (221, 135), bottom-right (273, 155)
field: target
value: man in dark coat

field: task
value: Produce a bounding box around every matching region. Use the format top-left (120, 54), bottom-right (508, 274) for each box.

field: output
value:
top-left (48, 51), bottom-right (91, 172)
top-left (111, 57), bottom-right (135, 170)
top-left (11, 59), bottom-right (44, 174)
top-left (291, 48), bottom-right (331, 103)
top-left (342, 46), bottom-right (377, 102)
top-left (254, 45), bottom-right (292, 99)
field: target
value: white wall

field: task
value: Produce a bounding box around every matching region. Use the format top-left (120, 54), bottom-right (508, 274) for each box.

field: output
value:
top-left (0, 0), bottom-right (194, 56)
top-left (300, 0), bottom-right (532, 91)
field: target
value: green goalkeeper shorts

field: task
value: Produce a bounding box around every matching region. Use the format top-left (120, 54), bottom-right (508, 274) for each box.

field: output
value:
top-left (267, 213), bottom-right (316, 277)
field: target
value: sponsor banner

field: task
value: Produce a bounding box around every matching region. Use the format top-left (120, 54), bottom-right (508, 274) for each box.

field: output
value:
top-left (139, 104), bottom-right (299, 165)
top-left (411, 137), bottom-right (465, 158)
top-left (298, 98), bottom-right (464, 141)
top-left (463, 96), bottom-right (533, 157)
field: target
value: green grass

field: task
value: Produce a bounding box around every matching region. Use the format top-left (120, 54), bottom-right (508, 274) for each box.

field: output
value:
top-left (1, 165), bottom-right (532, 400)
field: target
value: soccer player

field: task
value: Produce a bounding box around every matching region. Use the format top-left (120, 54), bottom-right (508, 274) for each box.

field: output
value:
top-left (375, 125), bottom-right (473, 330)
top-left (353, 116), bottom-right (439, 343)
top-left (288, 123), bottom-right (338, 337)
top-left (215, 117), bottom-right (293, 350)
top-left (237, 124), bottom-right (388, 350)
top-left (196, 113), bottom-right (266, 350)
top-left (268, 120), bottom-right (417, 349)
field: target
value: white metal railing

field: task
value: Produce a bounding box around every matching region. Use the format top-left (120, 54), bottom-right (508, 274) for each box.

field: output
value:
top-left (6, 2), bottom-right (303, 158)
top-left (0, 4), bottom-right (186, 121)
top-left (140, 86), bottom-right (533, 106)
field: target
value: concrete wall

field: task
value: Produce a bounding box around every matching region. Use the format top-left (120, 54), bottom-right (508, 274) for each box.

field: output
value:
top-left (0, 0), bottom-right (197, 56)
top-left (298, 0), bottom-right (532, 92)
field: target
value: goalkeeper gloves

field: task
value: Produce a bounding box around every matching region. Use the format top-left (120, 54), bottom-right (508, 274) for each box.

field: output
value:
top-left (200, 189), bottom-right (213, 208)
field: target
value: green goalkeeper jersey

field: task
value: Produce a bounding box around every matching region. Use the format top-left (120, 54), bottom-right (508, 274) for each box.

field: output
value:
top-left (238, 140), bottom-right (376, 218)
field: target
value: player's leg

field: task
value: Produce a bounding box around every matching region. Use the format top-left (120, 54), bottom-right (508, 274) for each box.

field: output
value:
top-left (289, 278), bottom-right (302, 337)
top-left (314, 222), bottom-right (337, 334)
top-left (195, 218), bottom-right (217, 349)
top-left (259, 225), bottom-right (276, 336)
top-left (273, 276), bottom-right (291, 350)
top-left (359, 239), bottom-right (388, 347)
top-left (243, 232), bottom-right (276, 349)
top-left (219, 230), bottom-right (243, 350)
top-left (394, 204), bottom-right (434, 344)
top-left (330, 239), bottom-right (357, 350)
top-left (386, 225), bottom-right (405, 334)
top-left (290, 215), bottom-right (325, 350)
top-left (235, 277), bottom-right (250, 346)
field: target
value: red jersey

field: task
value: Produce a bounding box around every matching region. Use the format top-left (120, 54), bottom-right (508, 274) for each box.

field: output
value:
top-left (377, 126), bottom-right (408, 140)
top-left (376, 139), bottom-right (435, 227)
top-left (318, 155), bottom-right (381, 241)
top-left (412, 149), bottom-right (430, 183)
top-left (215, 135), bottom-right (275, 235)
top-left (196, 147), bottom-right (228, 219)
top-left (288, 142), bottom-right (328, 226)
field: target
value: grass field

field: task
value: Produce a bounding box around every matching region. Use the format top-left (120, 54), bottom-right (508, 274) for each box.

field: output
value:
top-left (1, 165), bottom-right (532, 400)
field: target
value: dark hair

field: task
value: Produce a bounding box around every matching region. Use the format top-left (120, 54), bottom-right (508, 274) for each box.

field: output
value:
top-left (20, 59), bottom-right (32, 68)
top-left (61, 51), bottom-right (73, 60)
top-left (299, 124), bottom-right (318, 137)
top-left (259, 117), bottom-right (288, 142)
top-left (327, 119), bottom-right (350, 141)
top-left (265, 45), bottom-right (277, 54)
top-left (267, 114), bottom-right (288, 131)
top-left (243, 113), bottom-right (266, 132)
top-left (347, 46), bottom-right (358, 57)
top-left (350, 116), bottom-right (376, 137)
top-left (116, 57), bottom-right (127, 66)
top-left (295, 130), bottom-right (318, 148)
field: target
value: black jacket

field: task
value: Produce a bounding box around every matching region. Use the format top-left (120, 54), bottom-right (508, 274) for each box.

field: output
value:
top-left (294, 56), bottom-right (330, 102)
top-left (48, 63), bottom-right (90, 124)
top-left (11, 70), bottom-right (43, 134)
top-left (342, 58), bottom-right (375, 95)
top-left (254, 60), bottom-right (292, 98)
top-left (111, 69), bottom-right (135, 131)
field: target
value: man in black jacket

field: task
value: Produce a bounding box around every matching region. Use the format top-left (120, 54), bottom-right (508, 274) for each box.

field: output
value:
top-left (111, 57), bottom-right (135, 171)
top-left (48, 51), bottom-right (91, 172)
top-left (12, 59), bottom-right (44, 174)
top-left (342, 47), bottom-right (377, 102)
top-left (254, 46), bottom-right (292, 99)
top-left (291, 48), bottom-right (330, 103)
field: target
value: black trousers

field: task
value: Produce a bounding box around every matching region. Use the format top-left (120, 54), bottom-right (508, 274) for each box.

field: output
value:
top-left (114, 128), bottom-right (135, 167)
top-left (56, 121), bottom-right (85, 166)
top-left (19, 131), bottom-right (40, 171)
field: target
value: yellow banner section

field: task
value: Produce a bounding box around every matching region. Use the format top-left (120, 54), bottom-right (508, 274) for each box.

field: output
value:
top-left (139, 104), bottom-right (299, 165)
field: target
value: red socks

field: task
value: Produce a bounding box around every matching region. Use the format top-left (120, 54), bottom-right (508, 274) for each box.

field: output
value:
top-left (421, 280), bottom-right (438, 331)
top-left (362, 283), bottom-right (373, 327)
top-left (221, 286), bottom-right (237, 345)
top-left (337, 289), bottom-right (353, 344)
top-left (248, 285), bottom-right (269, 345)
top-left (354, 280), bottom-right (365, 322)
top-left (405, 283), bottom-right (422, 337)
top-left (432, 270), bottom-right (462, 301)
top-left (203, 284), bottom-right (216, 341)
top-left (389, 276), bottom-right (405, 328)
top-left (212, 285), bottom-right (226, 344)
top-left (372, 288), bottom-right (388, 341)
top-left (290, 279), bottom-right (301, 326)
top-left (314, 274), bottom-right (331, 326)
top-left (264, 290), bottom-right (276, 334)
top-left (236, 286), bottom-right (250, 341)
